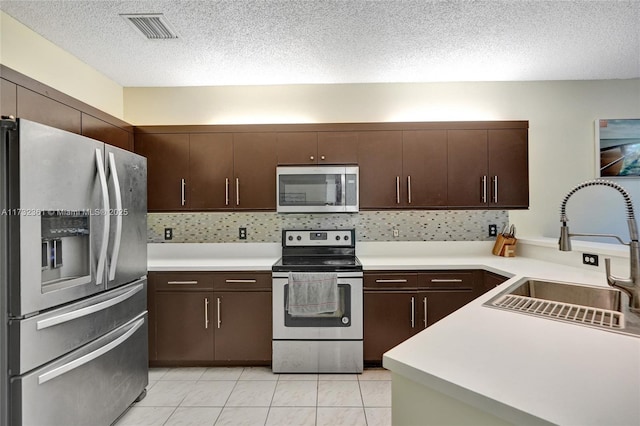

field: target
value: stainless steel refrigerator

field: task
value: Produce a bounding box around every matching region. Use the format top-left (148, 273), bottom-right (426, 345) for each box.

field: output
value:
top-left (0, 118), bottom-right (148, 425)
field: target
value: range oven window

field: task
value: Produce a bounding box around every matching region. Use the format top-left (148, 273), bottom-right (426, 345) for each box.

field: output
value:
top-left (283, 284), bottom-right (352, 327)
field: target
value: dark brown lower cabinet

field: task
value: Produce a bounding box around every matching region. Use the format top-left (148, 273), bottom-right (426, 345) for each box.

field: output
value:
top-left (482, 270), bottom-right (510, 293)
top-left (364, 271), bottom-right (478, 365)
top-left (214, 291), bottom-right (272, 362)
top-left (155, 291), bottom-right (215, 362)
top-left (364, 291), bottom-right (418, 363)
top-left (149, 271), bottom-right (272, 366)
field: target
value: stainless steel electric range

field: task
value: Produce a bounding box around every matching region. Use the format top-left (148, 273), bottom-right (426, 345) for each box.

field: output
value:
top-left (272, 229), bottom-right (363, 373)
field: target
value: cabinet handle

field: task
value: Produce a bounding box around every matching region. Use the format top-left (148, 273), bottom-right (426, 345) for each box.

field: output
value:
top-left (410, 297), bottom-right (415, 328)
top-left (423, 297), bottom-right (428, 328)
top-left (375, 279), bottom-right (408, 283)
top-left (481, 175), bottom-right (487, 203)
top-left (204, 298), bottom-right (209, 329)
top-left (225, 279), bottom-right (257, 283)
top-left (407, 175), bottom-right (412, 204)
top-left (493, 175), bottom-right (498, 203)
top-left (181, 178), bottom-right (186, 206)
top-left (225, 178), bottom-right (229, 206)
top-left (320, 155), bottom-right (325, 160)
top-left (310, 155), bottom-right (315, 161)
top-left (396, 176), bottom-right (400, 204)
top-left (430, 278), bottom-right (463, 283)
top-left (235, 178), bottom-right (240, 206)
top-left (217, 297), bottom-right (221, 328)
top-left (167, 280), bottom-right (198, 285)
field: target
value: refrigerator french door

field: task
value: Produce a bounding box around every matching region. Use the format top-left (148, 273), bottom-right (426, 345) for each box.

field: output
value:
top-left (1, 118), bottom-right (148, 426)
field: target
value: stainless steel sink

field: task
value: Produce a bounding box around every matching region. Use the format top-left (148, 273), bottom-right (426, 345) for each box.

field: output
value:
top-left (484, 277), bottom-right (640, 337)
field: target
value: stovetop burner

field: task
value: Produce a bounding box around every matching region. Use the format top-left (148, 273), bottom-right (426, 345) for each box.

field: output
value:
top-left (272, 255), bottom-right (362, 273)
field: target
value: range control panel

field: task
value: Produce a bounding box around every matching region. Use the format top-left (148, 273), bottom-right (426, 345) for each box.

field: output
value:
top-left (283, 229), bottom-right (355, 247)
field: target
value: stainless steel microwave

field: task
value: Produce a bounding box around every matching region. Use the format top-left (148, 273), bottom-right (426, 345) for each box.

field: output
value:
top-left (277, 166), bottom-right (359, 213)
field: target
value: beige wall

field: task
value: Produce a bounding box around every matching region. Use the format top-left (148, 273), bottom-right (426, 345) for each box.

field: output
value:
top-left (2, 10), bottom-right (639, 240)
top-left (0, 11), bottom-right (124, 119)
top-left (125, 79), bottom-right (640, 240)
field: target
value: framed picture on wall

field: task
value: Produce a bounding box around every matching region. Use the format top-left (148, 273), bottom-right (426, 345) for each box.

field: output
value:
top-left (596, 119), bottom-right (640, 177)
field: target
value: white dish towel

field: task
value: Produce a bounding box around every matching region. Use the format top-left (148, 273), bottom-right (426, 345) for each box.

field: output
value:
top-left (287, 272), bottom-right (339, 316)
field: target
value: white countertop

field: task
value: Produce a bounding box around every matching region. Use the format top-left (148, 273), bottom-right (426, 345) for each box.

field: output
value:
top-left (148, 239), bottom-right (640, 425)
top-left (378, 244), bottom-right (640, 426)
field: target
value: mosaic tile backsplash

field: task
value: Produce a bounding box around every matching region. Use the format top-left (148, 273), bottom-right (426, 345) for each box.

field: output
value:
top-left (148, 210), bottom-right (509, 243)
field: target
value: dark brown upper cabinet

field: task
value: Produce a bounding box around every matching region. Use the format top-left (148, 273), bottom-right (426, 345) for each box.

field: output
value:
top-left (17, 86), bottom-right (81, 134)
top-left (277, 131), bottom-right (358, 165)
top-left (358, 131), bottom-right (403, 209)
top-left (135, 133), bottom-right (190, 211)
top-left (1, 79), bottom-right (17, 118)
top-left (81, 113), bottom-right (131, 151)
top-left (402, 130), bottom-right (448, 208)
top-left (233, 132), bottom-right (277, 210)
top-left (447, 128), bottom-right (528, 209)
top-left (189, 133), bottom-right (234, 210)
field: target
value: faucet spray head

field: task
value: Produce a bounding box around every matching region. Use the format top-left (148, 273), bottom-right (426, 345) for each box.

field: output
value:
top-left (559, 223), bottom-right (572, 251)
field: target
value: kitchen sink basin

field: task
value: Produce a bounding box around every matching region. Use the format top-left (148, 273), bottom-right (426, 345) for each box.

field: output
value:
top-left (484, 277), bottom-right (640, 337)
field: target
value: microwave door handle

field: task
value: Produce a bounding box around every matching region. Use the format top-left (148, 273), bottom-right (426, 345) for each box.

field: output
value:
top-left (107, 152), bottom-right (122, 282)
top-left (95, 149), bottom-right (110, 286)
top-left (340, 173), bottom-right (345, 205)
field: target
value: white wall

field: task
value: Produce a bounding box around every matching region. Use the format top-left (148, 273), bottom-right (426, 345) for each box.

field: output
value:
top-left (0, 11), bottom-right (124, 119)
top-left (125, 79), bottom-right (640, 241)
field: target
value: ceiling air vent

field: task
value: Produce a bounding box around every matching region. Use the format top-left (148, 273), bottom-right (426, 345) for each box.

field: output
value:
top-left (120, 13), bottom-right (178, 40)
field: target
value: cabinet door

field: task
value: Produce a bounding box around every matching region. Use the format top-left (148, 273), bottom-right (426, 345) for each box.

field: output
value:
top-left (402, 130), bottom-right (448, 207)
top-left (447, 130), bottom-right (488, 208)
top-left (364, 291), bottom-right (418, 363)
top-left (135, 133), bottom-right (190, 211)
top-left (81, 113), bottom-right (131, 151)
top-left (233, 132), bottom-right (277, 210)
top-left (488, 129), bottom-right (529, 208)
top-left (214, 291), bottom-right (272, 362)
top-left (17, 86), bottom-right (81, 134)
top-left (420, 290), bottom-right (475, 327)
top-left (317, 132), bottom-right (359, 164)
top-left (358, 131), bottom-right (403, 209)
top-left (155, 290), bottom-right (214, 362)
top-left (276, 132), bottom-right (318, 164)
top-left (482, 271), bottom-right (509, 294)
top-left (1, 78), bottom-right (17, 118)
top-left (189, 133), bottom-right (234, 210)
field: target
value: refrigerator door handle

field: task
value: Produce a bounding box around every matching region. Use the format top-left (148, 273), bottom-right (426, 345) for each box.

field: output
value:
top-left (37, 317), bottom-right (144, 385)
top-left (35, 283), bottom-right (144, 330)
top-left (107, 152), bottom-right (123, 282)
top-left (95, 149), bottom-right (110, 285)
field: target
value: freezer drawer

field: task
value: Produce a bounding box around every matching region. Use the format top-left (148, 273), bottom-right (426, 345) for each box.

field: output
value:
top-left (9, 278), bottom-right (146, 375)
top-left (10, 313), bottom-right (148, 426)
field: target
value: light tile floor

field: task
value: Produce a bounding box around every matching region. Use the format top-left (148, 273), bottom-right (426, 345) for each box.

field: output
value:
top-left (114, 367), bottom-right (392, 426)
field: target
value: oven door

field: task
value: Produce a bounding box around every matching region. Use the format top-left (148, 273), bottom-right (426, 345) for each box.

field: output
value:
top-left (272, 272), bottom-right (363, 340)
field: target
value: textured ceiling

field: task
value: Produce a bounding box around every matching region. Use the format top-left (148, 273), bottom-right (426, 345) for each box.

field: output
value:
top-left (1, 0), bottom-right (639, 87)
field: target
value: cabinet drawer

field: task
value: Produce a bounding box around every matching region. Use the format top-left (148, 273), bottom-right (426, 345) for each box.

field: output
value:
top-left (214, 272), bottom-right (272, 290)
top-left (364, 273), bottom-right (418, 289)
top-left (152, 272), bottom-right (214, 290)
top-left (418, 271), bottom-right (475, 289)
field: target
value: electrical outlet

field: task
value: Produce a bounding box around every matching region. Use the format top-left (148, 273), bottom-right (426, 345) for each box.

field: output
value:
top-left (393, 229), bottom-right (399, 237)
top-left (239, 227), bottom-right (247, 240)
top-left (488, 224), bottom-right (498, 237)
top-left (582, 253), bottom-right (599, 266)
top-left (164, 228), bottom-right (173, 240)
